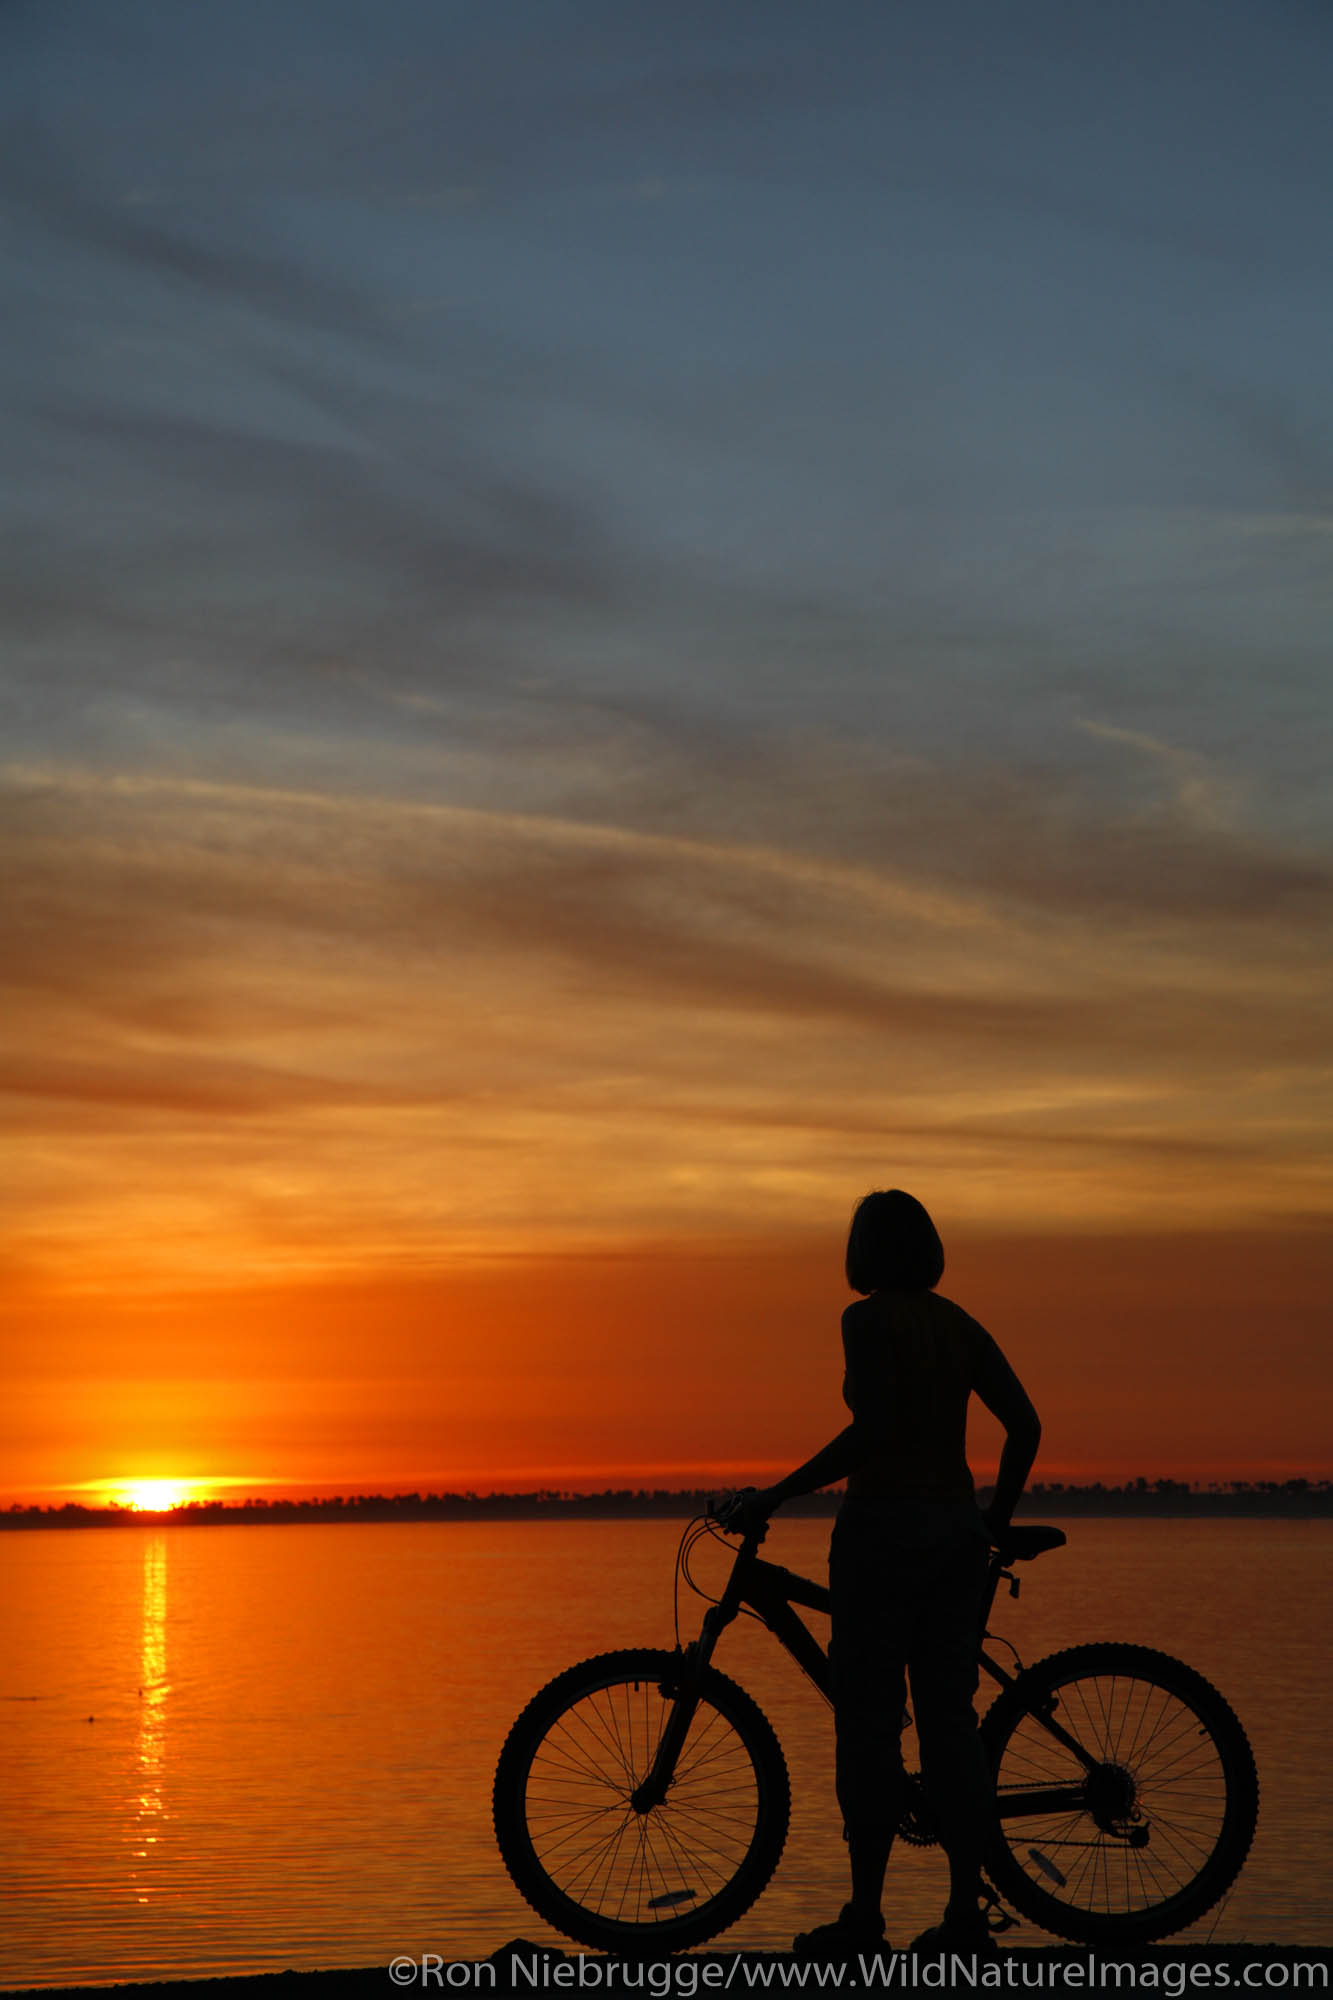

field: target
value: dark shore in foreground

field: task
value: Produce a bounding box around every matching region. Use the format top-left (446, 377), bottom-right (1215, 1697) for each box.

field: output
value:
top-left (7, 1942), bottom-right (1332, 1999)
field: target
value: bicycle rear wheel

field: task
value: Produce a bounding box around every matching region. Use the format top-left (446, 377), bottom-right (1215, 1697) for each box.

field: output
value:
top-left (981, 1643), bottom-right (1258, 1945)
top-left (494, 1648), bottom-right (790, 1954)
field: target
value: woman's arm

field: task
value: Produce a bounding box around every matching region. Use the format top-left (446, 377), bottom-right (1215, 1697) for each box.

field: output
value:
top-left (721, 1425), bottom-right (866, 1534)
top-left (755, 1423), bottom-right (870, 1511)
top-left (725, 1305), bottom-right (888, 1529)
top-left (972, 1333), bottom-right (1041, 1537)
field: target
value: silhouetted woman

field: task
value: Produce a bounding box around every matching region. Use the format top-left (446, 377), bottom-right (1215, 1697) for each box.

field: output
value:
top-left (726, 1190), bottom-right (1040, 1956)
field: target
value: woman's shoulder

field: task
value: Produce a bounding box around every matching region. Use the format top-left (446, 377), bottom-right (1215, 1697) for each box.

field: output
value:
top-left (927, 1290), bottom-right (991, 1339)
top-left (844, 1288), bottom-right (990, 1332)
top-left (840, 1297), bottom-right (880, 1355)
top-left (853, 1288), bottom-right (990, 1346)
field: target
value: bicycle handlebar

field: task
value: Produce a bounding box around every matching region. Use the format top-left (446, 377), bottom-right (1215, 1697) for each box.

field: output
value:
top-left (708, 1489), bottom-right (770, 1541)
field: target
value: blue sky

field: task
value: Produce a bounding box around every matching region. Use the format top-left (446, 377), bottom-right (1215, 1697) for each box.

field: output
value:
top-left (3, 0), bottom-right (1330, 1302)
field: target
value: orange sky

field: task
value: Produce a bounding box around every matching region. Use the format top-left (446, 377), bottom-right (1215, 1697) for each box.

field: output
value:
top-left (5, 1223), bottom-right (1330, 1506)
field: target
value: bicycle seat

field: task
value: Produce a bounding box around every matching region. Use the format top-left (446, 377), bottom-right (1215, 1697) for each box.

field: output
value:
top-left (998, 1525), bottom-right (1067, 1561)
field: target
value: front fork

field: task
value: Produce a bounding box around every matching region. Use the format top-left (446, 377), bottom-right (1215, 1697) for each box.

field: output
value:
top-left (629, 1605), bottom-right (729, 1813)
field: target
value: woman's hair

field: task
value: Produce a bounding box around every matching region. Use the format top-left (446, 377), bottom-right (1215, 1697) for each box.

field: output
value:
top-left (845, 1189), bottom-right (945, 1295)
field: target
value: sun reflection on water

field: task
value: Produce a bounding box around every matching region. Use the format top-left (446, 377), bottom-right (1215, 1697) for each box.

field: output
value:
top-left (132, 1535), bottom-right (169, 1905)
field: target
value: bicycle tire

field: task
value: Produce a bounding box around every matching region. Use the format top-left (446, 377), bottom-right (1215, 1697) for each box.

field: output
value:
top-left (981, 1642), bottom-right (1258, 1946)
top-left (494, 1647), bottom-right (790, 1954)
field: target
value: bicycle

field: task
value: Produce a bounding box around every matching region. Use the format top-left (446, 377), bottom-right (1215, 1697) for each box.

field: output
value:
top-left (493, 1510), bottom-right (1258, 1955)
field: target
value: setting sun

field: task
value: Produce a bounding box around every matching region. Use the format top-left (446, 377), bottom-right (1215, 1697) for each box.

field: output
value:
top-left (116, 1478), bottom-right (195, 1513)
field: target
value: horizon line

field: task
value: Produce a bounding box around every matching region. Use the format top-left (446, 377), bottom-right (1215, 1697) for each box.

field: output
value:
top-left (7, 1471), bottom-right (1331, 1517)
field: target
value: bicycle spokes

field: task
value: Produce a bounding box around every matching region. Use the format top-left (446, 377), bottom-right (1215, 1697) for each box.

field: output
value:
top-left (523, 1673), bottom-right (764, 1928)
top-left (991, 1662), bottom-right (1238, 1924)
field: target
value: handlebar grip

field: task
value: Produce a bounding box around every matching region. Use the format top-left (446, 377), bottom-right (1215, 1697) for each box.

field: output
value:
top-left (709, 1487), bottom-right (767, 1538)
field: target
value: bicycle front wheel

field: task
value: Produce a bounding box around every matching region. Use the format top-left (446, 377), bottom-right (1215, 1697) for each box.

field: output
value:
top-left (982, 1642), bottom-right (1258, 1946)
top-left (494, 1648), bottom-right (790, 1954)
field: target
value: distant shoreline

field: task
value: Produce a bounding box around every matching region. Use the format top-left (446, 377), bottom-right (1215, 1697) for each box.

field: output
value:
top-left (4, 1480), bottom-right (1331, 1529)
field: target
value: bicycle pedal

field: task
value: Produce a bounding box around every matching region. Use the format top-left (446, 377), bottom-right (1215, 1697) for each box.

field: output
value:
top-left (980, 1893), bottom-right (1018, 1935)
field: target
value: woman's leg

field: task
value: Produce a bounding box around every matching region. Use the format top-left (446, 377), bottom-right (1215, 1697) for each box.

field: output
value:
top-left (829, 1507), bottom-right (907, 1926)
top-left (833, 1679), bottom-right (904, 1921)
top-left (908, 1537), bottom-right (993, 1925)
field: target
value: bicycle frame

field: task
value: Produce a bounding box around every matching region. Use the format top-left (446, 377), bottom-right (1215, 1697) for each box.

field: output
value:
top-left (632, 1521), bottom-right (1104, 1829)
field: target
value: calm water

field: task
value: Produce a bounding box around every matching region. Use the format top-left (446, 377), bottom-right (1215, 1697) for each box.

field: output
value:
top-left (0, 1517), bottom-right (1329, 1986)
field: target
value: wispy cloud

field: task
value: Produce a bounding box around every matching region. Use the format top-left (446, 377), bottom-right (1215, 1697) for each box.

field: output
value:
top-left (3, 755), bottom-right (1327, 1290)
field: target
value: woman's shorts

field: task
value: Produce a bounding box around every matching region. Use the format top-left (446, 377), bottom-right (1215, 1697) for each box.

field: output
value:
top-left (828, 1495), bottom-right (990, 1755)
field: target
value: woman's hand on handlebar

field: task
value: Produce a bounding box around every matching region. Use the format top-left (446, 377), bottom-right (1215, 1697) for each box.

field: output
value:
top-left (715, 1486), bottom-right (779, 1538)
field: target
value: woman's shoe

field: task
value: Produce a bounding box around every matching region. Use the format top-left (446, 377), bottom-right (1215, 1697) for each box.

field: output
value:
top-left (909, 1909), bottom-right (998, 1955)
top-left (793, 1905), bottom-right (887, 1960)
